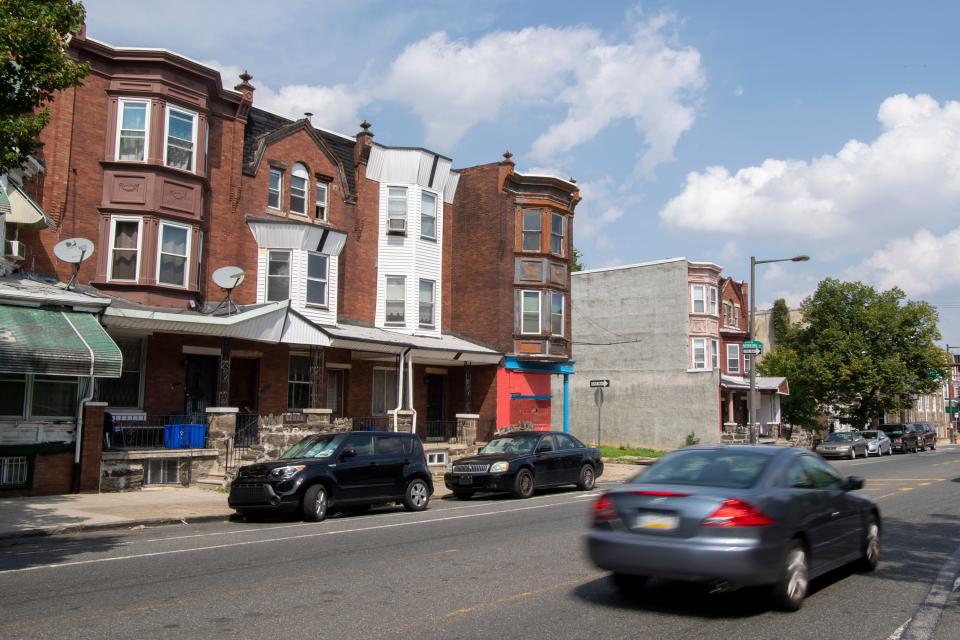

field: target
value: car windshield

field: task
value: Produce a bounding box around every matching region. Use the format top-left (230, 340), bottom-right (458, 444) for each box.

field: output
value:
top-left (280, 434), bottom-right (346, 459)
top-left (880, 425), bottom-right (903, 436)
top-left (825, 433), bottom-right (853, 442)
top-left (632, 450), bottom-right (772, 489)
top-left (480, 435), bottom-right (540, 455)
top-left (861, 431), bottom-right (878, 439)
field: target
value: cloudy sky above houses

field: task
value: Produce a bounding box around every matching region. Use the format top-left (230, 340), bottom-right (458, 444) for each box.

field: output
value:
top-left (83, 0), bottom-right (960, 344)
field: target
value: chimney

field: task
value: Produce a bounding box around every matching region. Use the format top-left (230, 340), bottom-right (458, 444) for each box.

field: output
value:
top-left (498, 150), bottom-right (515, 191)
top-left (234, 70), bottom-right (255, 97)
top-left (355, 120), bottom-right (374, 166)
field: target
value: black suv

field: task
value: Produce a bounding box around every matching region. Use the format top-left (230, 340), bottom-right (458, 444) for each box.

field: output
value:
top-left (229, 431), bottom-right (433, 522)
top-left (879, 423), bottom-right (919, 453)
top-left (909, 423), bottom-right (937, 451)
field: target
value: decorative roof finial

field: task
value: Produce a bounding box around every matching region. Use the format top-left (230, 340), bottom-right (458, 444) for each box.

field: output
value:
top-left (569, 177), bottom-right (576, 183)
top-left (360, 120), bottom-right (372, 132)
top-left (234, 70), bottom-right (255, 93)
top-left (503, 150), bottom-right (513, 161)
top-left (304, 112), bottom-right (313, 122)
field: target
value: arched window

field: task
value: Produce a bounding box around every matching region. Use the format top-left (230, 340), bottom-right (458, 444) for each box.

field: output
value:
top-left (290, 163), bottom-right (308, 214)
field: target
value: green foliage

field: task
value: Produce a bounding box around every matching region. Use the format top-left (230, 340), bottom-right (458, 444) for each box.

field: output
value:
top-left (759, 278), bottom-right (949, 429)
top-left (771, 298), bottom-right (793, 346)
top-left (571, 247), bottom-right (585, 272)
top-left (599, 445), bottom-right (667, 460)
top-left (685, 432), bottom-right (700, 446)
top-left (0, 0), bottom-right (89, 173)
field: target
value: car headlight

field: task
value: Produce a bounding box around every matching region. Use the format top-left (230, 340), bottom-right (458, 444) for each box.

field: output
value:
top-left (269, 465), bottom-right (305, 480)
top-left (489, 461), bottom-right (509, 473)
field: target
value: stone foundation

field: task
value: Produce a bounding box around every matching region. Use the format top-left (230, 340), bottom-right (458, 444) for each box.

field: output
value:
top-left (456, 414), bottom-right (479, 445)
top-left (100, 449), bottom-right (219, 492)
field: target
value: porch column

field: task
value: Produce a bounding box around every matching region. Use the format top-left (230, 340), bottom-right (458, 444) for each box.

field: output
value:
top-left (727, 391), bottom-right (735, 423)
top-left (562, 373), bottom-right (570, 433)
top-left (464, 363), bottom-right (472, 413)
top-left (217, 337), bottom-right (232, 407)
top-left (309, 346), bottom-right (325, 408)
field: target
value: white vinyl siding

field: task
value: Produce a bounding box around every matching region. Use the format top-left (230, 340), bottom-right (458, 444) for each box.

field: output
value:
top-left (116, 99), bottom-right (149, 162)
top-left (164, 106), bottom-right (197, 172)
top-left (692, 338), bottom-right (707, 370)
top-left (727, 344), bottom-right (741, 373)
top-left (256, 248), bottom-right (339, 325)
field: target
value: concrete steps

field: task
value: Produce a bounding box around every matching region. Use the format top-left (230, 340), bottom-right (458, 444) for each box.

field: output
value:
top-left (196, 471), bottom-right (228, 490)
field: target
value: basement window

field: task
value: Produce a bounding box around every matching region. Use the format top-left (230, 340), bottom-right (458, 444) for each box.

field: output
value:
top-left (0, 456), bottom-right (29, 487)
top-left (427, 451), bottom-right (447, 466)
top-left (144, 458), bottom-right (181, 485)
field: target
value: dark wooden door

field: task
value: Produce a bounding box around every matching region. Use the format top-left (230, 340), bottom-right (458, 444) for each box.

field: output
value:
top-left (184, 355), bottom-right (218, 414)
top-left (229, 357), bottom-right (259, 413)
top-left (426, 374), bottom-right (444, 422)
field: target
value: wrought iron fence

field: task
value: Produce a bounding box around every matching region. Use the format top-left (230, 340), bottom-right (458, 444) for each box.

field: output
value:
top-left (351, 416), bottom-right (392, 432)
top-left (422, 420), bottom-right (457, 442)
top-left (105, 413), bottom-right (207, 450)
top-left (225, 413), bottom-right (261, 472)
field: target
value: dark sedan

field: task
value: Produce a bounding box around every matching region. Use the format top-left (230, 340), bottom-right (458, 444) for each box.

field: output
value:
top-left (444, 431), bottom-right (603, 499)
top-left (585, 445), bottom-right (880, 611)
top-left (879, 424), bottom-right (919, 453)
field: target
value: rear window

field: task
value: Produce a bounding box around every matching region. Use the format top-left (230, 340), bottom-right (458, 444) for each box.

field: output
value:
top-left (632, 450), bottom-right (772, 489)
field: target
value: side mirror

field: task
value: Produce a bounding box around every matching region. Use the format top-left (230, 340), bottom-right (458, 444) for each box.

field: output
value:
top-left (341, 448), bottom-right (357, 459)
top-left (842, 476), bottom-right (864, 491)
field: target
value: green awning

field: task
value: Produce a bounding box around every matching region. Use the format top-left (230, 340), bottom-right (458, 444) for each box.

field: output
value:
top-left (0, 306), bottom-right (122, 377)
top-left (0, 187), bottom-right (10, 216)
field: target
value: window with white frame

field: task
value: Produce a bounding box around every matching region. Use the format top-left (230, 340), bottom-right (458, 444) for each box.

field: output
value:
top-left (266, 250), bottom-right (291, 302)
top-left (157, 222), bottom-right (190, 287)
top-left (290, 163), bottom-right (308, 215)
top-left (727, 343), bottom-right (741, 373)
top-left (164, 106), bottom-right (197, 172)
top-left (315, 181), bottom-right (328, 220)
top-left (522, 209), bottom-right (541, 252)
top-left (117, 99), bottom-right (149, 162)
top-left (692, 338), bottom-right (707, 370)
top-left (387, 187), bottom-right (407, 233)
top-left (550, 213), bottom-right (564, 255)
top-left (691, 285), bottom-right (706, 313)
top-left (710, 286), bottom-right (719, 315)
top-left (288, 355), bottom-right (311, 410)
top-left (306, 252), bottom-right (329, 306)
top-left (522, 290), bottom-right (541, 334)
top-left (732, 304), bottom-right (741, 328)
top-left (268, 169), bottom-right (282, 210)
top-left (95, 337), bottom-right (145, 408)
top-left (744, 353), bottom-right (752, 374)
top-left (426, 451), bottom-right (447, 466)
top-left (109, 217), bottom-right (142, 281)
top-left (551, 292), bottom-right (564, 336)
top-left (420, 191), bottom-right (437, 240)
top-left (419, 279), bottom-right (435, 326)
top-left (385, 276), bottom-right (405, 324)
top-left (711, 339), bottom-right (719, 370)
top-left (0, 374), bottom-right (78, 419)
top-left (372, 368), bottom-right (399, 415)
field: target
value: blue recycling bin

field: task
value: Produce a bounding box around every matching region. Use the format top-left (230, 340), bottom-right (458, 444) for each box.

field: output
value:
top-left (164, 423), bottom-right (207, 449)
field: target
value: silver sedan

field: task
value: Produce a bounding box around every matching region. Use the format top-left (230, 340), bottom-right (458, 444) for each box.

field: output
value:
top-left (585, 445), bottom-right (880, 611)
top-left (861, 430), bottom-right (892, 456)
top-left (816, 432), bottom-right (869, 459)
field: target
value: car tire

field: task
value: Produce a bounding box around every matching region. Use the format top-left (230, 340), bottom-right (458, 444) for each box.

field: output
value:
top-left (512, 469), bottom-right (535, 499)
top-left (302, 484), bottom-right (328, 523)
top-left (850, 447), bottom-right (856, 459)
top-left (612, 573), bottom-right (648, 593)
top-left (452, 490), bottom-right (474, 500)
top-left (858, 515), bottom-right (881, 572)
top-left (771, 541), bottom-right (808, 612)
top-left (576, 464), bottom-right (596, 491)
top-left (931, 440), bottom-right (937, 451)
top-left (402, 478), bottom-right (430, 512)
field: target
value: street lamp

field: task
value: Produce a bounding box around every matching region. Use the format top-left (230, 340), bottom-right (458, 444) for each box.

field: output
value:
top-left (748, 254), bottom-right (809, 444)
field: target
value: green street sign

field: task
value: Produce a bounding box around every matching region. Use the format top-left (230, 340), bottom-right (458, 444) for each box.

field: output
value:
top-left (946, 406), bottom-right (960, 414)
top-left (743, 340), bottom-right (763, 350)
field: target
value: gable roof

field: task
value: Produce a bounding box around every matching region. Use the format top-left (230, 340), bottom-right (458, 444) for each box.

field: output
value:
top-left (242, 108), bottom-right (358, 196)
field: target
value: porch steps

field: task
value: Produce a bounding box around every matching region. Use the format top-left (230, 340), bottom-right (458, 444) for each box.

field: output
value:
top-left (197, 471), bottom-right (228, 490)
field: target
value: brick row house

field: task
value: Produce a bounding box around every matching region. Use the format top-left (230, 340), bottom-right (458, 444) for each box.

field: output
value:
top-left (2, 28), bottom-right (579, 493)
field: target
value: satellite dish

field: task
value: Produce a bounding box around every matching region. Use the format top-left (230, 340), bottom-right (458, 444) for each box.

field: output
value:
top-left (54, 238), bottom-right (95, 264)
top-left (209, 266), bottom-right (245, 316)
top-left (212, 266), bottom-right (245, 290)
top-left (54, 238), bottom-right (95, 290)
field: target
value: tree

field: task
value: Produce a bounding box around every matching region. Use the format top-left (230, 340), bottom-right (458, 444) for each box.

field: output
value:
top-left (571, 247), bottom-right (585, 272)
top-left (771, 298), bottom-right (793, 347)
top-left (758, 278), bottom-right (949, 429)
top-left (0, 0), bottom-right (89, 174)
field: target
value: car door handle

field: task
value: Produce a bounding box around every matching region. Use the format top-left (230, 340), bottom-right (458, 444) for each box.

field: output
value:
top-left (831, 511), bottom-right (840, 517)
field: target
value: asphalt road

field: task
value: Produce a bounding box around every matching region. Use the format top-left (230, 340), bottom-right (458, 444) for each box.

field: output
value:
top-left (1, 447), bottom-right (959, 640)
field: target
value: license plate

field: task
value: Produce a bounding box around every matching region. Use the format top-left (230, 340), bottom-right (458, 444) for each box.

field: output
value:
top-left (457, 476), bottom-right (473, 486)
top-left (634, 512), bottom-right (679, 531)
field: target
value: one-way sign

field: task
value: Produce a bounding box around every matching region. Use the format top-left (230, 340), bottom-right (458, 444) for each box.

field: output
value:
top-left (590, 379), bottom-right (610, 388)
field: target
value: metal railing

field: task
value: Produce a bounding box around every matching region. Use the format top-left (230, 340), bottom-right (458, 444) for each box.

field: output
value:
top-left (422, 420), bottom-right (457, 442)
top-left (105, 413), bottom-right (207, 450)
top-left (352, 416), bottom-right (392, 432)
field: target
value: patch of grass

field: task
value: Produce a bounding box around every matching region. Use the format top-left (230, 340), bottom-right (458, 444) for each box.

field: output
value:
top-left (600, 445), bottom-right (667, 461)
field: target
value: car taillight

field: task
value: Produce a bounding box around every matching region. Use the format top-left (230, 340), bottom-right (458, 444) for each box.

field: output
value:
top-left (592, 493), bottom-right (618, 522)
top-left (702, 499), bottom-right (774, 527)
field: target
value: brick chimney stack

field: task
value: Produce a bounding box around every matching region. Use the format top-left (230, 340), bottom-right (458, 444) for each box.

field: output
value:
top-left (355, 120), bottom-right (374, 166)
top-left (498, 150), bottom-right (515, 192)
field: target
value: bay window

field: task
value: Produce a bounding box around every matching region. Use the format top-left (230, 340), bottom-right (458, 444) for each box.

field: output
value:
top-left (421, 191), bottom-right (437, 240)
top-left (157, 222), bottom-right (190, 287)
top-left (522, 290), bottom-right (541, 334)
top-left (711, 339), bottom-right (719, 370)
top-left (164, 107), bottom-right (197, 172)
top-left (117, 99), bottom-right (149, 162)
top-left (306, 252), bottom-right (329, 306)
top-left (419, 279), bottom-right (435, 326)
top-left (266, 250), bottom-right (291, 302)
top-left (387, 187), bottom-right (407, 233)
top-left (522, 209), bottom-right (541, 251)
top-left (109, 217), bottom-right (142, 281)
top-left (550, 213), bottom-right (564, 255)
top-left (691, 285), bottom-right (706, 313)
top-left (710, 286), bottom-right (719, 315)
top-left (692, 338), bottom-right (707, 370)
top-left (385, 276), bottom-right (405, 324)
top-left (551, 292), bottom-right (564, 336)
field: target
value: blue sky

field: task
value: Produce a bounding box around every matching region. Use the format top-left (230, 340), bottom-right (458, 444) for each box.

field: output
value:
top-left (84, 1), bottom-right (960, 344)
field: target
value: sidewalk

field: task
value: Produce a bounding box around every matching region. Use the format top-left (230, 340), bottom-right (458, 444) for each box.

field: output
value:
top-left (0, 462), bottom-right (643, 542)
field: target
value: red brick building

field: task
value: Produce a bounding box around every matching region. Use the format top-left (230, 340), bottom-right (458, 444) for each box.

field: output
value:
top-left (7, 25), bottom-right (579, 487)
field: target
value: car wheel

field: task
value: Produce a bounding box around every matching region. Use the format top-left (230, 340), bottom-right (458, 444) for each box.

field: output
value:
top-left (402, 478), bottom-right (430, 512)
top-left (858, 515), bottom-right (881, 572)
top-left (512, 469), bottom-right (535, 499)
top-left (576, 464), bottom-right (596, 491)
top-left (452, 490), bottom-right (474, 500)
top-left (612, 573), bottom-right (648, 592)
top-left (302, 484), bottom-right (328, 523)
top-left (772, 541), bottom-right (808, 612)
top-left (850, 447), bottom-right (856, 459)
top-left (931, 440), bottom-right (937, 451)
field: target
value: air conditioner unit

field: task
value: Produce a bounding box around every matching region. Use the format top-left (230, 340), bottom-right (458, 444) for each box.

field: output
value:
top-left (387, 217), bottom-right (407, 234)
top-left (4, 240), bottom-right (25, 261)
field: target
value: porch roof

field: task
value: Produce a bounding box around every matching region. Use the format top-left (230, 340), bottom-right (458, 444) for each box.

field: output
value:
top-left (320, 323), bottom-right (502, 364)
top-left (721, 374), bottom-right (790, 395)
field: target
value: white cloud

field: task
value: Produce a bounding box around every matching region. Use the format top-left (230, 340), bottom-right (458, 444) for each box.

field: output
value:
top-left (852, 227), bottom-right (960, 296)
top-left (660, 94), bottom-right (960, 239)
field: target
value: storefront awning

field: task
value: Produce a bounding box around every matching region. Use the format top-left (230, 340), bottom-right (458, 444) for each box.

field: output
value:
top-left (3, 182), bottom-right (55, 228)
top-left (0, 306), bottom-right (122, 377)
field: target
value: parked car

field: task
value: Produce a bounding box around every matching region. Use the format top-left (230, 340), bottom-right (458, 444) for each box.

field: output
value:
top-left (585, 445), bottom-right (880, 611)
top-left (815, 431), bottom-right (868, 459)
top-left (909, 423), bottom-right (937, 451)
top-left (228, 431), bottom-right (433, 522)
top-left (860, 430), bottom-right (892, 456)
top-left (444, 430), bottom-right (603, 499)
top-left (879, 424), bottom-right (919, 453)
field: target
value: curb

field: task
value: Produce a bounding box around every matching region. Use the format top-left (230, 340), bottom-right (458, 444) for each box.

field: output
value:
top-left (0, 512), bottom-right (234, 543)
